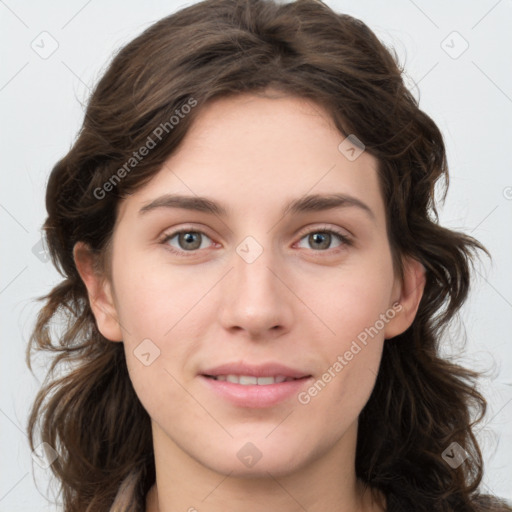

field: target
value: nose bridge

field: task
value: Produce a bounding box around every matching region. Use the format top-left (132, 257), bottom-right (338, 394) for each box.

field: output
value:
top-left (233, 234), bottom-right (282, 302)
top-left (219, 233), bottom-right (292, 335)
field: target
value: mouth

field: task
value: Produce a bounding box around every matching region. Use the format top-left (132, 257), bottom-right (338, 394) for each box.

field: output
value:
top-left (202, 374), bottom-right (308, 385)
top-left (199, 364), bottom-right (313, 408)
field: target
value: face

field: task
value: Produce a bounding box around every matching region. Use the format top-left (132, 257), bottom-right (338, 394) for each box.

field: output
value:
top-left (85, 92), bottom-right (418, 478)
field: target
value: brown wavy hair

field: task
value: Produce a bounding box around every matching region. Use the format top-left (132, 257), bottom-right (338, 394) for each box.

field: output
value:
top-left (26, 0), bottom-right (511, 510)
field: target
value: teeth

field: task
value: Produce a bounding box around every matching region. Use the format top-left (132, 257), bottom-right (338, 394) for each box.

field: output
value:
top-left (257, 376), bottom-right (275, 385)
top-left (211, 374), bottom-right (297, 385)
top-left (239, 375), bottom-right (257, 385)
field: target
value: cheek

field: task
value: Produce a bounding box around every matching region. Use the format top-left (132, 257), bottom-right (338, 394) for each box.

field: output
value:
top-left (296, 253), bottom-right (393, 415)
top-left (110, 259), bottom-right (197, 398)
top-left (313, 254), bottom-right (395, 344)
top-left (297, 331), bottom-right (384, 441)
top-left (112, 251), bottom-right (211, 341)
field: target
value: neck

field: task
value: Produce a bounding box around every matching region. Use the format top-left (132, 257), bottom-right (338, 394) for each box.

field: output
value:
top-left (145, 420), bottom-right (385, 512)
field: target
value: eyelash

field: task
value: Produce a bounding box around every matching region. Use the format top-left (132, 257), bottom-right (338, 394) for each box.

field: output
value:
top-left (159, 225), bottom-right (352, 257)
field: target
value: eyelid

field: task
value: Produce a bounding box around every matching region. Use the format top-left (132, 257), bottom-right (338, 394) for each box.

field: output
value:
top-left (294, 223), bottom-right (352, 243)
top-left (158, 222), bottom-right (214, 239)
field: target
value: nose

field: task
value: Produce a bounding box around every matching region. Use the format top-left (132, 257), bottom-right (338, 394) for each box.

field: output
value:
top-left (218, 239), bottom-right (294, 340)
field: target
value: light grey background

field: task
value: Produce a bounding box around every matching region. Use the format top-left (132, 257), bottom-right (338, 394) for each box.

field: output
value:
top-left (1, 0), bottom-right (511, 510)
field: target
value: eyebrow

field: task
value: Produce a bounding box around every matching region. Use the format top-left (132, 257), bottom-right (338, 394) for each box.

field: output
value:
top-left (139, 192), bottom-right (375, 221)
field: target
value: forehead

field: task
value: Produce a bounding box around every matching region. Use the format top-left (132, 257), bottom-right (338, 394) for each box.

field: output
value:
top-left (117, 93), bottom-right (385, 227)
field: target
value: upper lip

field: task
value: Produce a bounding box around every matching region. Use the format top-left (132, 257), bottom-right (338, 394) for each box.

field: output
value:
top-left (201, 362), bottom-right (311, 379)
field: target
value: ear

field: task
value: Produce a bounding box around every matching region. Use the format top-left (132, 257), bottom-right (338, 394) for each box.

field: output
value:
top-left (73, 241), bottom-right (123, 342)
top-left (384, 257), bottom-right (426, 340)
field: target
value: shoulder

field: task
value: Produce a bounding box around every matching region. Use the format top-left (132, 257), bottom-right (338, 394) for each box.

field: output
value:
top-left (386, 492), bottom-right (512, 512)
top-left (472, 494), bottom-right (512, 512)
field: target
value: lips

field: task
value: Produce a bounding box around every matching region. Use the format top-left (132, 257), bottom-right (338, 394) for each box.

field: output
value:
top-left (201, 362), bottom-right (310, 380)
top-left (205, 375), bottom-right (298, 385)
top-left (199, 362), bottom-right (312, 408)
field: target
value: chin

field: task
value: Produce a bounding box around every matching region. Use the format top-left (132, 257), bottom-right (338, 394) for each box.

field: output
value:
top-left (195, 437), bottom-right (312, 478)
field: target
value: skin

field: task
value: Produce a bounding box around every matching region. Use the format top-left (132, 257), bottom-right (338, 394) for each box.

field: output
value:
top-left (74, 91), bottom-right (425, 512)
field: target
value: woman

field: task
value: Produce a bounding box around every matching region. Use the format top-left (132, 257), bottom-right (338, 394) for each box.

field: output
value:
top-left (26, 0), bottom-right (512, 510)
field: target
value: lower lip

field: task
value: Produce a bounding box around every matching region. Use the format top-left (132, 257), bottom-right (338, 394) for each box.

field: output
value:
top-left (200, 375), bottom-right (312, 408)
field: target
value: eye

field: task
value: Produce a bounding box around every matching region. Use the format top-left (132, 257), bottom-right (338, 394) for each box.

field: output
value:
top-left (159, 225), bottom-right (352, 257)
top-left (160, 229), bottom-right (214, 255)
top-left (295, 227), bottom-right (351, 252)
